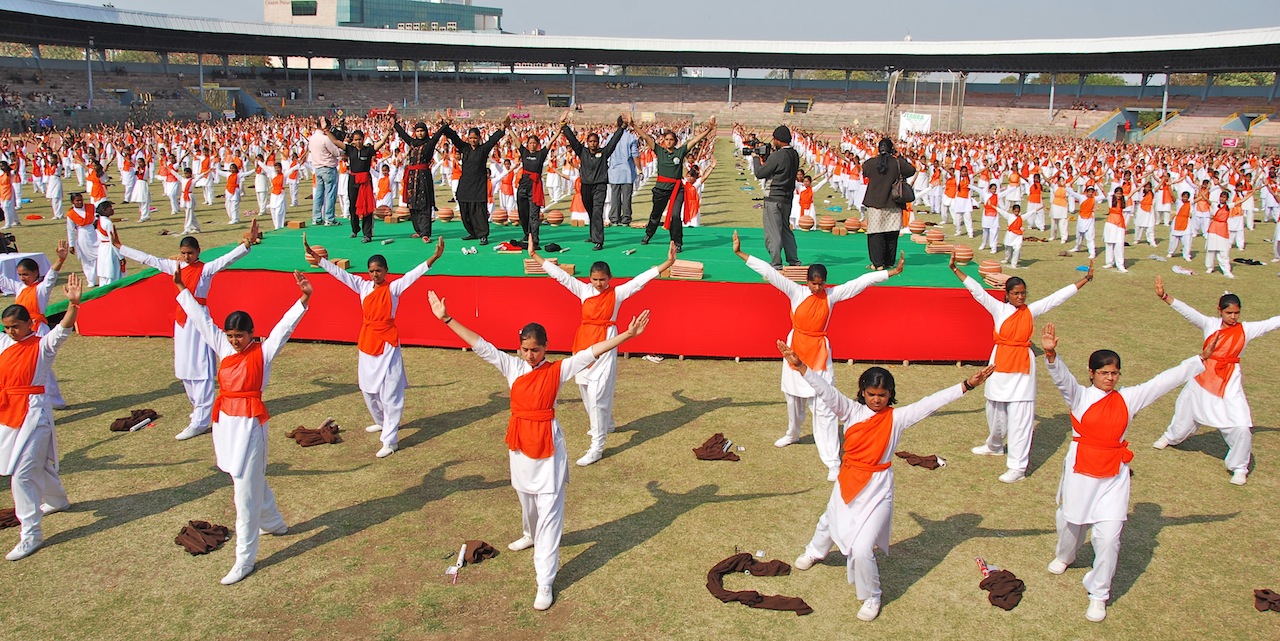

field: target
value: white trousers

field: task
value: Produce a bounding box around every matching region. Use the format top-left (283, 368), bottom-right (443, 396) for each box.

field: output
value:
top-left (362, 376), bottom-right (406, 448)
top-left (287, 180), bottom-right (299, 207)
top-left (225, 195), bottom-right (240, 223)
top-left (1051, 217), bottom-right (1070, 242)
top-left (9, 424), bottom-right (68, 544)
top-left (167, 186), bottom-right (181, 216)
top-left (1055, 509), bottom-right (1122, 602)
top-left (785, 393), bottom-right (841, 471)
top-left (1104, 242), bottom-right (1125, 270)
top-left (1134, 225), bottom-right (1156, 246)
top-left (230, 426), bottom-right (285, 569)
top-left (1204, 249), bottom-right (1232, 276)
top-left (1161, 391), bottom-right (1252, 473)
top-left (1003, 243), bottom-right (1022, 268)
top-left (255, 189), bottom-right (269, 216)
top-left (578, 375), bottom-right (618, 454)
top-left (1167, 233), bottom-right (1192, 260)
top-left (1072, 222), bottom-right (1096, 257)
top-left (183, 378), bottom-right (216, 431)
top-left (516, 488), bottom-right (566, 589)
top-left (1, 198), bottom-right (15, 227)
top-left (951, 210), bottom-right (974, 236)
top-left (980, 226), bottom-right (999, 251)
top-left (203, 181), bottom-right (215, 206)
top-left (985, 400), bottom-right (1035, 473)
top-left (804, 503), bottom-right (890, 601)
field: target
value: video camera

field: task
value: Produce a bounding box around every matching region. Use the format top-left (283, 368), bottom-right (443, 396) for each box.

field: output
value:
top-left (743, 141), bottom-right (771, 161)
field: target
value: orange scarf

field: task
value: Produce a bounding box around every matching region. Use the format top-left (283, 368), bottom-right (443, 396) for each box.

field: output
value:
top-left (837, 409), bottom-right (894, 503)
top-left (357, 285), bottom-right (399, 356)
top-left (992, 307), bottom-right (1032, 374)
top-left (506, 360), bottom-right (563, 459)
top-left (790, 293), bottom-right (830, 372)
top-left (1194, 323), bottom-right (1244, 397)
top-left (1071, 391), bottom-right (1132, 478)
top-left (175, 262), bottom-right (206, 327)
top-left (572, 289), bottom-right (616, 353)
top-left (213, 342), bottom-right (269, 423)
top-left (15, 286), bottom-right (47, 327)
top-left (0, 335), bottom-right (44, 428)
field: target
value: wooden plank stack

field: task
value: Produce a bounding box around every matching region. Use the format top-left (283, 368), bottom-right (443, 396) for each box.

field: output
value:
top-left (664, 259), bottom-right (704, 280)
top-left (782, 265), bottom-right (809, 282)
top-left (523, 257), bottom-right (558, 275)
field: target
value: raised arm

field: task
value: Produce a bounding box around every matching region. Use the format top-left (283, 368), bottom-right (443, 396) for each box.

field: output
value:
top-left (560, 124), bottom-right (584, 156)
top-left (390, 237), bottom-right (444, 296)
top-left (955, 265), bottom-right (1004, 317)
top-left (633, 125), bottom-right (656, 151)
top-left (1028, 265), bottom-right (1091, 317)
top-left (685, 116), bottom-right (717, 149)
top-left (430, 290), bottom-right (481, 348)
top-left (262, 271), bottom-right (312, 361)
top-left (616, 242), bottom-right (676, 299)
top-left (118, 244), bottom-right (178, 274)
top-left (1154, 277), bottom-right (1218, 332)
top-left (203, 230), bottom-right (254, 274)
top-left (50, 240), bottom-right (69, 273)
top-left (895, 366), bottom-right (992, 429)
top-left (176, 281), bottom-right (232, 357)
top-left (828, 267), bottom-right (893, 303)
top-left (439, 124), bottom-right (464, 149)
top-left (1042, 323), bottom-right (1085, 407)
top-left (1121, 354), bottom-right (1206, 414)
top-left (599, 118), bottom-right (627, 157)
top-left (780, 341), bottom-right (858, 421)
top-left (560, 310), bottom-right (651, 380)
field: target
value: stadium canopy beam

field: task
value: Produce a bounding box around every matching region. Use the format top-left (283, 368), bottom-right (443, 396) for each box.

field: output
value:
top-left (30, 44), bottom-right (41, 71)
top-left (1137, 72), bottom-right (1151, 99)
top-left (1015, 72), bottom-right (1026, 98)
top-left (1203, 72), bottom-right (1215, 101)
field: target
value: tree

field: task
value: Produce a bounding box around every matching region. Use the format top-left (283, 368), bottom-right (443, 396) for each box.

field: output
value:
top-left (765, 69), bottom-right (885, 81)
top-left (1030, 73), bottom-right (1127, 86)
top-left (999, 75), bottom-right (1019, 84)
top-left (624, 66), bottom-right (678, 77)
top-left (1167, 72), bottom-right (1272, 87)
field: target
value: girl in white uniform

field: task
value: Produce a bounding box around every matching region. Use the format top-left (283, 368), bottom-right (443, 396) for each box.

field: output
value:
top-left (1041, 323), bottom-right (1209, 622)
top-left (308, 236), bottom-right (444, 458)
top-left (533, 240), bottom-right (675, 466)
top-left (117, 220), bottom-right (257, 440)
top-left (0, 274), bottom-right (84, 562)
top-left (175, 269), bottom-right (311, 585)
top-left (0, 242), bottom-right (70, 408)
top-left (1152, 282), bottom-right (1280, 485)
top-left (953, 256), bottom-right (1092, 482)
top-left (429, 290), bottom-right (649, 612)
top-left (735, 231), bottom-right (902, 481)
top-left (784, 341), bottom-right (993, 622)
top-left (93, 201), bottom-right (121, 286)
top-left (65, 193), bottom-right (98, 284)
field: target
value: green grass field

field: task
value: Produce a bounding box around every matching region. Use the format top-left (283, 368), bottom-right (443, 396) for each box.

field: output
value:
top-left (2, 138), bottom-right (1280, 640)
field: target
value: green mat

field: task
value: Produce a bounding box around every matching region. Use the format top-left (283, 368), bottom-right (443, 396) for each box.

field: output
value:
top-left (48, 221), bottom-right (974, 314)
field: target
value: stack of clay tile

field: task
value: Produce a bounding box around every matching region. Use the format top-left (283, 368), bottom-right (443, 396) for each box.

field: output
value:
top-left (979, 259), bottom-right (1009, 287)
top-left (523, 257), bottom-right (557, 275)
top-left (666, 259), bottom-right (704, 280)
top-left (781, 265), bottom-right (809, 282)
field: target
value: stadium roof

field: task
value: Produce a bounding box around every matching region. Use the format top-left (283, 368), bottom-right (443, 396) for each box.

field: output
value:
top-left (3, 0), bottom-right (1280, 74)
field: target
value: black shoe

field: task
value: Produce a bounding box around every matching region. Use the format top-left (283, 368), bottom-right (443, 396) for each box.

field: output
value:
top-left (620, 219), bottom-right (632, 226)
top-left (593, 243), bottom-right (603, 251)
top-left (361, 237), bottom-right (371, 243)
top-left (584, 238), bottom-right (594, 243)
top-left (350, 232), bottom-right (357, 238)
top-left (533, 243), bottom-right (541, 250)
top-left (479, 237), bottom-right (489, 245)
top-left (640, 236), bottom-right (651, 245)
top-left (462, 235), bottom-right (477, 241)
top-left (675, 245), bottom-right (683, 253)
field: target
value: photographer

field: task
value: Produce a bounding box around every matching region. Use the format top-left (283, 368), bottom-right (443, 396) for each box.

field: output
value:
top-left (751, 126), bottom-right (801, 268)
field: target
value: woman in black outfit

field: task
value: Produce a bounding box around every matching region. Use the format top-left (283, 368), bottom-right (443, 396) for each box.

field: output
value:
top-left (860, 138), bottom-right (916, 270)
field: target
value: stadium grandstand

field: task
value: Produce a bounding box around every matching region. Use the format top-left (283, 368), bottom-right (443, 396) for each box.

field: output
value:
top-left (1, 0), bottom-right (1279, 148)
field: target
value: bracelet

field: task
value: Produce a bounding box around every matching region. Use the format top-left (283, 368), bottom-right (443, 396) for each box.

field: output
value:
top-left (441, 315), bottom-right (453, 324)
top-left (962, 379), bottom-right (974, 392)
top-left (1161, 293), bottom-right (1170, 302)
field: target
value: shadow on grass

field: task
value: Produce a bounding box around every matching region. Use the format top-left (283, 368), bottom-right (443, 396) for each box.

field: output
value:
top-left (876, 512), bottom-right (1054, 606)
top-left (59, 433), bottom-right (201, 475)
top-left (255, 460), bottom-right (506, 571)
top-left (1106, 502), bottom-right (1237, 603)
top-left (265, 377), bottom-right (362, 417)
top-left (1173, 425), bottom-right (1280, 466)
top-left (1028, 412), bottom-right (1074, 477)
top-left (604, 391), bottom-right (779, 458)
top-left (43, 462), bottom-right (368, 550)
top-left (396, 390), bottom-right (510, 451)
top-left (57, 380), bottom-right (186, 425)
top-left (556, 481), bottom-right (807, 591)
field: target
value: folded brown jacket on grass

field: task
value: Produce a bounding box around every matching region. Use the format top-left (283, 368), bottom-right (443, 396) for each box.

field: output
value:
top-left (286, 418), bottom-right (343, 447)
top-left (693, 433), bottom-right (740, 461)
top-left (109, 409), bottom-right (160, 432)
top-left (175, 520), bottom-right (232, 555)
top-left (706, 552), bottom-right (813, 615)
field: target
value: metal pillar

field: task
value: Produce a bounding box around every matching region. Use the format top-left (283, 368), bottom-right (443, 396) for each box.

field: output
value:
top-left (30, 44), bottom-right (41, 71)
top-left (222, 53), bottom-right (230, 78)
top-left (198, 52), bottom-right (204, 101)
top-left (1048, 75), bottom-right (1055, 121)
top-left (160, 51), bottom-right (168, 76)
top-left (727, 68), bottom-right (735, 107)
top-left (955, 72), bottom-right (967, 131)
top-left (1137, 72), bottom-right (1150, 100)
top-left (621, 65), bottom-right (628, 83)
top-left (1270, 73), bottom-right (1280, 103)
top-left (1203, 72), bottom-right (1215, 101)
top-left (339, 58), bottom-right (347, 82)
top-left (86, 37), bottom-right (93, 109)
top-left (884, 69), bottom-right (899, 132)
top-left (787, 68), bottom-right (794, 90)
top-left (1076, 73), bottom-right (1085, 98)
top-left (1016, 72), bottom-right (1026, 98)
top-left (569, 60), bottom-right (576, 106)
top-left (845, 69), bottom-right (851, 93)
top-left (1162, 71), bottom-right (1170, 123)
top-left (307, 53), bottom-right (313, 103)
top-left (414, 62), bottom-right (419, 104)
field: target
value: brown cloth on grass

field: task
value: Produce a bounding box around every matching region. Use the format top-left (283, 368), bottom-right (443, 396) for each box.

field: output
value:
top-left (285, 418), bottom-right (342, 447)
top-left (706, 552), bottom-right (813, 616)
top-left (979, 569), bottom-right (1026, 610)
top-left (1254, 589), bottom-right (1280, 612)
top-left (109, 408), bottom-right (160, 432)
top-left (0, 508), bottom-right (19, 529)
top-left (175, 520), bottom-right (232, 555)
top-left (463, 540), bottom-right (499, 565)
top-left (895, 450), bottom-right (942, 470)
top-left (694, 433), bottom-right (740, 461)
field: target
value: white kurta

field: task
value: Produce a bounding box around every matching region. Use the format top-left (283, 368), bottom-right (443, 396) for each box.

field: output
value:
top-left (94, 217), bottom-right (121, 284)
top-left (805, 369), bottom-right (966, 555)
top-left (541, 261), bottom-right (660, 385)
top-left (471, 338), bottom-right (597, 495)
top-left (746, 255), bottom-right (889, 397)
top-left (178, 290), bottom-right (306, 478)
top-left (962, 276), bottom-right (1079, 403)
top-left (318, 257), bottom-right (432, 394)
top-left (1047, 354), bottom-right (1203, 524)
top-left (1165, 299), bottom-right (1280, 428)
top-left (0, 325), bottom-right (71, 476)
top-left (119, 243), bottom-right (251, 380)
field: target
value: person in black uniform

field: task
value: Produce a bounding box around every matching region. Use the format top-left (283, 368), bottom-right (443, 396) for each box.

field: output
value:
top-left (634, 116), bottom-right (716, 253)
top-left (326, 127), bottom-right (389, 242)
top-left (440, 114), bottom-right (510, 245)
top-left (561, 112), bottom-right (631, 250)
top-left (516, 120), bottom-right (564, 250)
top-left (392, 115), bottom-right (447, 243)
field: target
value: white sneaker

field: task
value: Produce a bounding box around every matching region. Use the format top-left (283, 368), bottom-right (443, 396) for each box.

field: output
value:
top-left (221, 563), bottom-right (255, 585)
top-left (998, 469), bottom-right (1026, 484)
top-left (971, 444), bottom-right (1003, 456)
top-left (508, 535), bottom-right (534, 552)
top-left (1230, 470), bottom-right (1248, 486)
top-left (376, 444), bottom-right (397, 458)
top-left (794, 554), bottom-right (818, 571)
top-left (1086, 598), bottom-right (1107, 622)
top-left (576, 450), bottom-right (603, 467)
top-left (826, 467), bottom-right (839, 482)
top-left (259, 524), bottom-right (288, 536)
top-left (774, 434), bottom-right (799, 448)
top-left (1152, 436), bottom-right (1169, 450)
top-left (533, 586), bottom-right (554, 611)
top-left (5, 539), bottom-right (41, 561)
top-left (857, 597), bottom-right (881, 621)
top-left (40, 502), bottom-right (70, 516)
top-left (1047, 558), bottom-right (1068, 575)
top-left (175, 424), bottom-right (210, 441)
top-left (365, 424), bottom-right (383, 433)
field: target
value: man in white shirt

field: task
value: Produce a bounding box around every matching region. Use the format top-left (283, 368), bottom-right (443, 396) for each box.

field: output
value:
top-left (308, 116), bottom-right (343, 226)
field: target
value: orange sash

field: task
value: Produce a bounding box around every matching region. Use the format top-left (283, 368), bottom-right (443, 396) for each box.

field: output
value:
top-left (790, 294), bottom-right (830, 372)
top-left (1008, 215), bottom-right (1023, 236)
top-left (66, 204), bottom-right (95, 227)
top-left (1079, 199), bottom-right (1095, 219)
top-left (15, 286), bottom-right (47, 328)
top-left (837, 409), bottom-right (895, 503)
top-left (1208, 207), bottom-right (1229, 238)
top-left (175, 262), bottom-right (206, 328)
top-left (1070, 391), bottom-right (1132, 478)
top-left (1173, 203), bottom-right (1190, 232)
top-left (357, 285), bottom-right (399, 356)
top-left (572, 289), bottom-right (616, 353)
top-left (213, 342), bottom-right (269, 423)
top-left (992, 307), bottom-right (1033, 374)
top-left (1106, 206), bottom-right (1124, 227)
top-left (0, 336), bottom-right (43, 428)
top-left (506, 360), bottom-right (563, 459)
top-left (1194, 323), bottom-right (1244, 397)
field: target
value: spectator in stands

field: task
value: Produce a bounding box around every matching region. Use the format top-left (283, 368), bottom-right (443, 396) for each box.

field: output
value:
top-left (861, 138), bottom-right (915, 271)
top-left (308, 116), bottom-right (342, 226)
top-left (751, 125), bottom-right (801, 268)
top-left (607, 122), bottom-right (641, 227)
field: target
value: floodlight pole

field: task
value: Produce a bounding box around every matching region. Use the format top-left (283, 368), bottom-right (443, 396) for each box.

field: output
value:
top-left (727, 68), bottom-right (735, 107)
top-left (414, 62), bottom-right (419, 104)
top-left (307, 52), bottom-right (313, 104)
top-left (1161, 67), bottom-right (1170, 124)
top-left (86, 37), bottom-right (94, 110)
top-left (1048, 75), bottom-right (1055, 122)
top-left (570, 59), bottom-right (576, 107)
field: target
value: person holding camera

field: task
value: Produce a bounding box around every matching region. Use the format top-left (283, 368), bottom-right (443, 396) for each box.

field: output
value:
top-left (751, 126), bottom-right (801, 268)
top-left (861, 138), bottom-right (916, 271)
